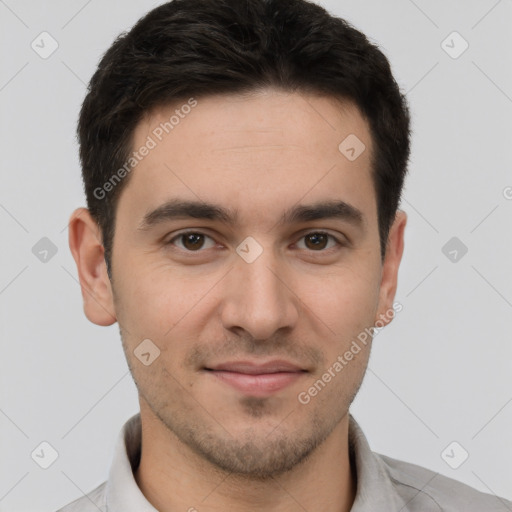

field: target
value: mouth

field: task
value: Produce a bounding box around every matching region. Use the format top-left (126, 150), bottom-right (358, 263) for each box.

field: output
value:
top-left (203, 360), bottom-right (308, 397)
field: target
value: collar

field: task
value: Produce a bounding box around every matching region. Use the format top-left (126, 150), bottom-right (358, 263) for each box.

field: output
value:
top-left (105, 412), bottom-right (404, 511)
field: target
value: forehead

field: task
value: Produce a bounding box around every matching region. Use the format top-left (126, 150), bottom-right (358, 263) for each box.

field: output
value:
top-left (120, 89), bottom-right (376, 230)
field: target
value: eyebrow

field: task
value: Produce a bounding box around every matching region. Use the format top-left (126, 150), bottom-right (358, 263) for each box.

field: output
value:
top-left (137, 198), bottom-right (365, 232)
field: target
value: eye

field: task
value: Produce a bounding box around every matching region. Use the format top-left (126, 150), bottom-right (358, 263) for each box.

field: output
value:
top-left (168, 231), bottom-right (216, 252)
top-left (166, 230), bottom-right (343, 254)
top-left (295, 231), bottom-right (342, 252)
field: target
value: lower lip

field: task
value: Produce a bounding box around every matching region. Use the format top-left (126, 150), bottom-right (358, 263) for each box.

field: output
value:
top-left (208, 370), bottom-right (304, 397)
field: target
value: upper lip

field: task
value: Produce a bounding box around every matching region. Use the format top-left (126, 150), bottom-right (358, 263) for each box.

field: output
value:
top-left (206, 360), bottom-right (306, 374)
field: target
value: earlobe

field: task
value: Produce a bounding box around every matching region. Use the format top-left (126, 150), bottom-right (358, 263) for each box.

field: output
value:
top-left (68, 207), bottom-right (117, 326)
top-left (374, 209), bottom-right (407, 328)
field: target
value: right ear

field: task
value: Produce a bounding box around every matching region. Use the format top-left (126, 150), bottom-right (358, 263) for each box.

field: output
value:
top-left (68, 207), bottom-right (117, 326)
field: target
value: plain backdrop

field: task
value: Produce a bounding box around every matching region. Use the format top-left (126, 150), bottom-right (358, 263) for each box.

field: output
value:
top-left (0, 1), bottom-right (511, 510)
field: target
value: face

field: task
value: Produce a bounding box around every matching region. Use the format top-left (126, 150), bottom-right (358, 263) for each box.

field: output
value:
top-left (70, 88), bottom-right (406, 478)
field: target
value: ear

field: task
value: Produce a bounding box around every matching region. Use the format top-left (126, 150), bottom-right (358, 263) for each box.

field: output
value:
top-left (374, 209), bottom-right (407, 327)
top-left (68, 207), bottom-right (117, 326)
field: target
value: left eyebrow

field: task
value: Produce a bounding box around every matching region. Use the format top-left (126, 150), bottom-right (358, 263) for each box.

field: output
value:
top-left (137, 198), bottom-right (366, 232)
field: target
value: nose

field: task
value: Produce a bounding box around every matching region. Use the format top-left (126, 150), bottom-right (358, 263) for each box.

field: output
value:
top-left (220, 246), bottom-right (300, 341)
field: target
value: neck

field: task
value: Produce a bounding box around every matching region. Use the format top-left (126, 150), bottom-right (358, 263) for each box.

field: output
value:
top-left (134, 402), bottom-right (356, 512)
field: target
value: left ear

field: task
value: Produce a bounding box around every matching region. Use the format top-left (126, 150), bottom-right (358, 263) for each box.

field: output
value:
top-left (374, 209), bottom-right (407, 327)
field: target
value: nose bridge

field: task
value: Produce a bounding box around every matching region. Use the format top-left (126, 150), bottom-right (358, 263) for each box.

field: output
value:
top-left (221, 238), bottom-right (298, 338)
top-left (244, 252), bottom-right (283, 303)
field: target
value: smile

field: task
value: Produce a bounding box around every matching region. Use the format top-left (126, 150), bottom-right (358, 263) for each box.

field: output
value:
top-left (204, 360), bottom-right (307, 397)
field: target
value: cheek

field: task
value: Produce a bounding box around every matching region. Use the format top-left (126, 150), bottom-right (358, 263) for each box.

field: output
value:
top-left (306, 267), bottom-right (380, 337)
top-left (115, 264), bottom-right (190, 334)
top-left (114, 267), bottom-right (217, 377)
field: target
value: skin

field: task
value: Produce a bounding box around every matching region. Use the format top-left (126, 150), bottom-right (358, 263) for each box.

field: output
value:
top-left (68, 88), bottom-right (406, 512)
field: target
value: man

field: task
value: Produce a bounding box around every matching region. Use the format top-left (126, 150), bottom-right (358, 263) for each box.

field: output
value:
top-left (58, 0), bottom-right (511, 510)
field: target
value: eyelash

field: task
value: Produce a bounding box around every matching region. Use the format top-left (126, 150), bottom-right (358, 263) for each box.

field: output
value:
top-left (166, 230), bottom-right (344, 255)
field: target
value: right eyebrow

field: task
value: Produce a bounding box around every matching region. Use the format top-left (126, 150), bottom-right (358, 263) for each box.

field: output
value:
top-left (137, 199), bottom-right (237, 231)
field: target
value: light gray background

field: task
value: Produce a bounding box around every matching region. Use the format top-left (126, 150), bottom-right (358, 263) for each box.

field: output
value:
top-left (1, 1), bottom-right (511, 511)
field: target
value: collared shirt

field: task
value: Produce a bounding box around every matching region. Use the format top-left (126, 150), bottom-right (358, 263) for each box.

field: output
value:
top-left (57, 412), bottom-right (512, 511)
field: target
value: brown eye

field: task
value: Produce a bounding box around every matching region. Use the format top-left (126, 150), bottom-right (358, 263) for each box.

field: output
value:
top-left (296, 232), bottom-right (341, 252)
top-left (182, 233), bottom-right (204, 251)
top-left (168, 231), bottom-right (216, 252)
top-left (305, 233), bottom-right (328, 250)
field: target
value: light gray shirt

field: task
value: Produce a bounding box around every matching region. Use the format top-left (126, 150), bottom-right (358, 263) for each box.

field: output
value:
top-left (56, 412), bottom-right (511, 511)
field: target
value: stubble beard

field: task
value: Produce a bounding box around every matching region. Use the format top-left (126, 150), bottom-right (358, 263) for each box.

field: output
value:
top-left (136, 370), bottom-right (364, 481)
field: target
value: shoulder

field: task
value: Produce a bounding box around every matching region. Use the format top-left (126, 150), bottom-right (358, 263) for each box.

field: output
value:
top-left (376, 452), bottom-right (512, 511)
top-left (55, 481), bottom-right (107, 512)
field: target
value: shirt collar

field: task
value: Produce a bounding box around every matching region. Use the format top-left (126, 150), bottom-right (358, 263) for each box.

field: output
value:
top-left (105, 412), bottom-right (404, 511)
top-left (348, 415), bottom-right (407, 510)
top-left (105, 413), bottom-right (158, 512)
